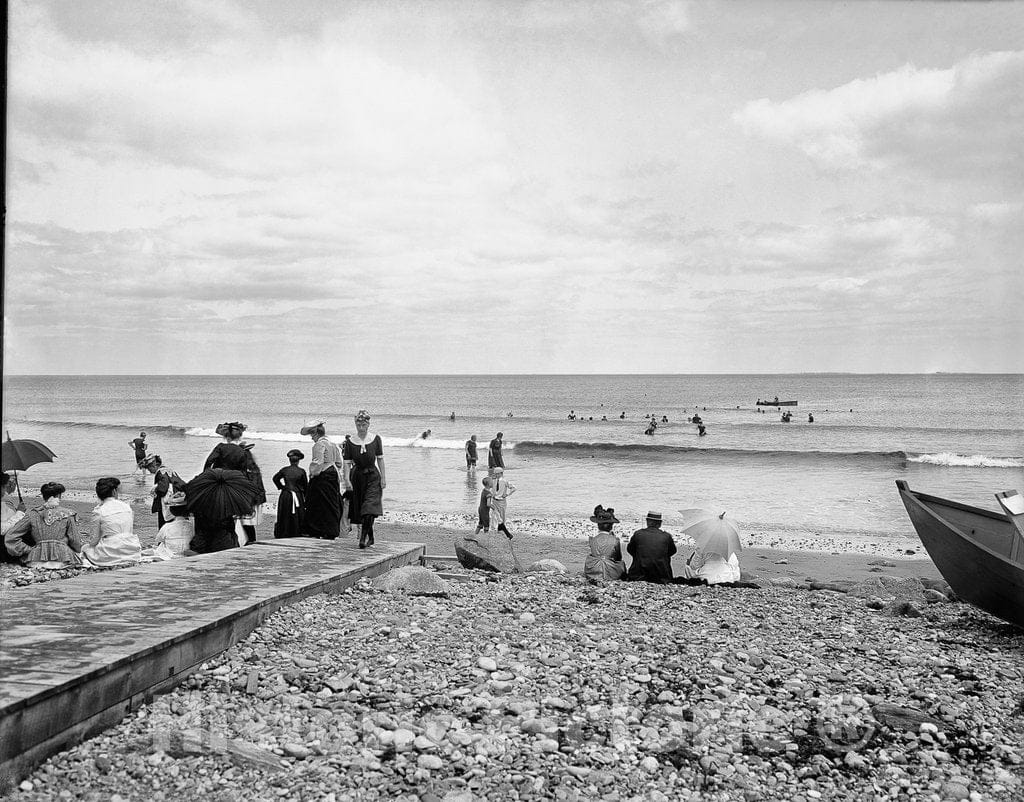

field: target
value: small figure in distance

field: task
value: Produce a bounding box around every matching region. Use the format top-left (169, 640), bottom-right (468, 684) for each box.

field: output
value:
top-left (808, 413), bottom-right (814, 423)
top-left (474, 477), bottom-right (492, 535)
top-left (661, 416), bottom-right (668, 423)
top-left (588, 416), bottom-right (593, 421)
top-left (489, 432), bottom-right (505, 471)
top-left (625, 512), bottom-right (676, 584)
top-left (450, 411), bottom-right (456, 421)
top-left (697, 424), bottom-right (706, 436)
top-left (644, 423), bottom-right (656, 436)
top-left (620, 411), bottom-right (626, 419)
top-left (421, 429), bottom-right (431, 440)
top-left (129, 431), bottom-right (148, 479)
top-left (601, 415), bottom-right (608, 421)
top-left (465, 434), bottom-right (478, 472)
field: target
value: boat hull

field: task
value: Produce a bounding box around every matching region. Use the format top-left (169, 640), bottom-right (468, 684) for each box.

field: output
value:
top-left (757, 401), bottom-right (797, 406)
top-left (897, 481), bottom-right (1024, 629)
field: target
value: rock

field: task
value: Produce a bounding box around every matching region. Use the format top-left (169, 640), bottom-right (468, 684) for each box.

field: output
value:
top-left (808, 580), bottom-right (856, 593)
top-left (865, 597), bottom-right (885, 610)
top-left (768, 577), bottom-right (801, 588)
top-left (920, 577), bottom-right (956, 598)
top-left (888, 600), bottom-right (923, 618)
top-left (868, 559), bottom-right (897, 567)
top-left (371, 566), bottom-right (451, 597)
top-left (478, 656), bottom-right (498, 672)
top-left (283, 743), bottom-right (310, 760)
top-left (849, 576), bottom-right (926, 601)
top-left (418, 754), bottom-right (445, 770)
top-left (454, 535), bottom-right (517, 573)
top-left (94, 755), bottom-right (111, 773)
top-left (163, 730), bottom-right (284, 771)
top-left (640, 756), bottom-right (660, 772)
top-left (871, 704), bottom-right (944, 732)
top-left (527, 559), bottom-right (567, 574)
top-left (519, 612), bottom-right (537, 624)
top-left (923, 588), bottom-right (950, 604)
top-left (941, 781), bottom-right (970, 801)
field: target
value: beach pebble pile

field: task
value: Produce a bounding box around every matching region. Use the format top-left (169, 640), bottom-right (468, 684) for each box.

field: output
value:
top-left (8, 572), bottom-right (1023, 801)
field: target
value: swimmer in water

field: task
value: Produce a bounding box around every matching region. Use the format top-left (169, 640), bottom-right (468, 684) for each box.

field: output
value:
top-left (421, 429), bottom-right (431, 439)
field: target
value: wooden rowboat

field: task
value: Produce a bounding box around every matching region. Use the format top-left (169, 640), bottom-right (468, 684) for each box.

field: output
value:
top-left (896, 480), bottom-right (1024, 629)
top-left (756, 400), bottom-right (797, 406)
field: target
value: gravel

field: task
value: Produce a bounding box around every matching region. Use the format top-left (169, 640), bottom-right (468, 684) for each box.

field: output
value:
top-left (6, 571), bottom-right (1024, 801)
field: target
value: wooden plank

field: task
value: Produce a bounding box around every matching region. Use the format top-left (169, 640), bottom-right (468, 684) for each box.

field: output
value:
top-left (0, 540), bottom-right (424, 786)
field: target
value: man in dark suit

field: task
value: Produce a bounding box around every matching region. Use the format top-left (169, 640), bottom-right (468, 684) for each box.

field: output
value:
top-left (626, 512), bottom-right (677, 583)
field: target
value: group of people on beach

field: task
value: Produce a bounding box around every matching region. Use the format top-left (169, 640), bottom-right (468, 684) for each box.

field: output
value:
top-left (584, 507), bottom-right (745, 586)
top-left (1, 410), bottom-right (389, 571)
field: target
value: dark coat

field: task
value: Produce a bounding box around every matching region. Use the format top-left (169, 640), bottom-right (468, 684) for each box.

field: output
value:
top-left (626, 526), bottom-right (677, 584)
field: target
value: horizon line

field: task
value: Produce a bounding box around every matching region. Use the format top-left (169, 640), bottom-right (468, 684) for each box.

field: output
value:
top-left (4, 372), bottom-right (1023, 378)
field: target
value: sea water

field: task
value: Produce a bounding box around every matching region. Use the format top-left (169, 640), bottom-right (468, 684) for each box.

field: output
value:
top-left (3, 374), bottom-right (1022, 542)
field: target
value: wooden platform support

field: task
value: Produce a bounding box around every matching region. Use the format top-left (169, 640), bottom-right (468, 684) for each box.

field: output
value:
top-left (0, 538), bottom-right (424, 789)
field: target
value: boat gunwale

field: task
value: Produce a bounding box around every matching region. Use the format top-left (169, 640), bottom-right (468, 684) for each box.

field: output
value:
top-left (898, 485), bottom-right (1022, 569)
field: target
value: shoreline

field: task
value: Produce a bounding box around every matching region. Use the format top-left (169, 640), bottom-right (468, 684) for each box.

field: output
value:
top-left (2, 496), bottom-right (941, 588)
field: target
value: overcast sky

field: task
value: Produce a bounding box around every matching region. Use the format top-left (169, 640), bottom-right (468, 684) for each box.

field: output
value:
top-left (5, 0), bottom-right (1023, 374)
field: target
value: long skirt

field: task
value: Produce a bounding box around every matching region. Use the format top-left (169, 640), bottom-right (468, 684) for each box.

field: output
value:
top-left (490, 498), bottom-right (507, 525)
top-left (305, 467), bottom-right (342, 539)
top-left (274, 488), bottom-right (305, 538)
top-left (190, 516), bottom-right (238, 553)
top-left (349, 467), bottom-right (383, 520)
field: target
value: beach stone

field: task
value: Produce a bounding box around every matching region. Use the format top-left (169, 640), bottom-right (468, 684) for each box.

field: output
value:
top-left (849, 576), bottom-right (926, 601)
top-left (455, 535), bottom-right (517, 573)
top-left (372, 566), bottom-right (451, 597)
top-left (418, 754), bottom-right (445, 770)
top-left (478, 656), bottom-right (498, 672)
top-left (871, 704), bottom-right (944, 732)
top-left (923, 589), bottom-right (950, 604)
top-left (888, 600), bottom-right (924, 618)
top-left (527, 559), bottom-right (568, 574)
top-left (941, 781), bottom-right (970, 801)
top-left (769, 577), bottom-right (801, 589)
top-left (519, 612), bottom-right (537, 624)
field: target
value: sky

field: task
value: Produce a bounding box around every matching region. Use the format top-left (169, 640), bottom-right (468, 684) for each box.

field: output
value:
top-left (4, 0), bottom-right (1023, 374)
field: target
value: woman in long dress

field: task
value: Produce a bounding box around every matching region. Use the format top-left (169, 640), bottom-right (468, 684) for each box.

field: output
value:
top-left (273, 448), bottom-right (308, 539)
top-left (144, 492), bottom-right (193, 561)
top-left (203, 422), bottom-right (265, 545)
top-left (488, 467), bottom-right (516, 537)
top-left (82, 477), bottom-right (142, 567)
top-left (4, 481), bottom-right (83, 568)
top-left (300, 421), bottom-right (344, 539)
top-left (343, 410), bottom-right (386, 548)
top-left (584, 505), bottom-right (625, 582)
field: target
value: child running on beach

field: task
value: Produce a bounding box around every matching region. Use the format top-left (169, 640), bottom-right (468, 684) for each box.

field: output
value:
top-left (475, 477), bottom-right (492, 534)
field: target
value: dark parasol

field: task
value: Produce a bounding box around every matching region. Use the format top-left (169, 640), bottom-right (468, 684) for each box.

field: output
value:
top-left (3, 431), bottom-right (59, 503)
top-left (185, 468), bottom-right (256, 521)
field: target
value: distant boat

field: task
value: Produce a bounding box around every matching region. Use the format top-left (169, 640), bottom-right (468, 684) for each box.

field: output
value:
top-left (756, 399), bottom-right (797, 406)
top-left (896, 480), bottom-right (1024, 629)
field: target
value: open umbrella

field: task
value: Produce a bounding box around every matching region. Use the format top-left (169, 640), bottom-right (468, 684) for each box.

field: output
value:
top-left (678, 508), bottom-right (743, 559)
top-left (185, 469), bottom-right (256, 520)
top-left (2, 431), bottom-right (58, 503)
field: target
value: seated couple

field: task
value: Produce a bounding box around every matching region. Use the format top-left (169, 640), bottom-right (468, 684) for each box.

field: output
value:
top-left (584, 507), bottom-right (742, 585)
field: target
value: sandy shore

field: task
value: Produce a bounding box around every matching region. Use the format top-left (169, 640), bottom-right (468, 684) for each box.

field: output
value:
top-left (2, 495), bottom-right (940, 589)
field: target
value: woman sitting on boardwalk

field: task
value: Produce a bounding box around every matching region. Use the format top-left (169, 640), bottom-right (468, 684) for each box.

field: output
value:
top-left (82, 477), bottom-right (142, 567)
top-left (145, 492), bottom-right (193, 561)
top-left (4, 481), bottom-right (84, 569)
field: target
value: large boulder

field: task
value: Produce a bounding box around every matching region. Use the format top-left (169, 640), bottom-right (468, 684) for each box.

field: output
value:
top-left (372, 566), bottom-right (451, 597)
top-left (454, 534), bottom-right (518, 573)
top-left (528, 559), bottom-right (568, 574)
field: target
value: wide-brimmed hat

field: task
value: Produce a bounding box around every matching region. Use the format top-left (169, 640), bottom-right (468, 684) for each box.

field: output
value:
top-left (299, 419), bottom-right (325, 436)
top-left (141, 454), bottom-right (161, 468)
top-left (286, 448), bottom-right (305, 460)
top-left (215, 422), bottom-right (247, 437)
top-left (590, 505), bottom-right (620, 524)
top-left (646, 511), bottom-right (663, 523)
top-left (354, 410), bottom-right (371, 423)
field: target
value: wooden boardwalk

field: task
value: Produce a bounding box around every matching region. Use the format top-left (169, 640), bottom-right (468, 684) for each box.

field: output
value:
top-left (0, 538), bottom-right (424, 787)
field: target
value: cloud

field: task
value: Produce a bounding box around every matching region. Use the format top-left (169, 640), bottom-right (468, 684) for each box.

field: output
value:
top-left (734, 51), bottom-right (1024, 183)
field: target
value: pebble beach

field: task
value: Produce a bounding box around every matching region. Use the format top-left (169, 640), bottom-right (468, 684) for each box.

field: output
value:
top-left (5, 567), bottom-right (1023, 801)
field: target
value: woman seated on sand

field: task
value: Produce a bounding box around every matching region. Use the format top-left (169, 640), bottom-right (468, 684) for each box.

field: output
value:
top-left (82, 477), bottom-right (142, 567)
top-left (682, 547), bottom-right (741, 585)
top-left (3, 481), bottom-right (84, 569)
top-left (144, 491), bottom-right (193, 561)
top-left (584, 505), bottom-right (625, 582)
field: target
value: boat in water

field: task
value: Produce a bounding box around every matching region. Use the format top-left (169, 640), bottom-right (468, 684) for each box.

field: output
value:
top-left (756, 399), bottom-right (797, 406)
top-left (896, 480), bottom-right (1024, 629)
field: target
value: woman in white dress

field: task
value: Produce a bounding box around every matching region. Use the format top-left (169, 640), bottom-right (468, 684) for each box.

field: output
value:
top-left (144, 492), bottom-right (193, 561)
top-left (82, 477), bottom-right (142, 567)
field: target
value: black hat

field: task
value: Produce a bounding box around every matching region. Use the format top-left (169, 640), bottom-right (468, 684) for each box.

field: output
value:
top-left (589, 505), bottom-right (620, 524)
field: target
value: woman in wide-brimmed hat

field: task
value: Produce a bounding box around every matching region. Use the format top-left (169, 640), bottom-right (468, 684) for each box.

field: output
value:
top-left (203, 422), bottom-right (266, 545)
top-left (300, 421), bottom-right (344, 539)
top-left (343, 410), bottom-right (386, 548)
top-left (584, 505), bottom-right (625, 582)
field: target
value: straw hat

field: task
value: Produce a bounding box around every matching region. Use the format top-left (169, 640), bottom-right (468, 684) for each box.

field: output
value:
top-left (300, 419), bottom-right (325, 436)
top-left (646, 511), bottom-right (663, 523)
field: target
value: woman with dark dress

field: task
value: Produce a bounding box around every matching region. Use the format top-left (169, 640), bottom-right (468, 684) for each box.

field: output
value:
top-left (272, 449), bottom-right (308, 539)
top-left (301, 420), bottom-right (344, 539)
top-left (343, 410), bottom-right (386, 549)
top-left (203, 422), bottom-right (266, 545)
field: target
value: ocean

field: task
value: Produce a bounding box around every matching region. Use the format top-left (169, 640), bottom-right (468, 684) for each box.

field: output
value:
top-left (3, 374), bottom-right (1022, 544)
